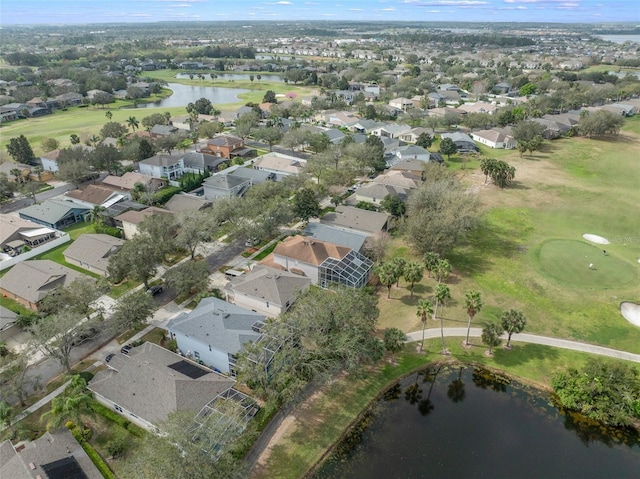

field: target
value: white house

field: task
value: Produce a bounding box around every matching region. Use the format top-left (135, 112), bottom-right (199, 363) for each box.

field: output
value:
top-left (167, 297), bottom-right (265, 376)
top-left (470, 129), bottom-right (517, 149)
top-left (138, 154), bottom-right (185, 180)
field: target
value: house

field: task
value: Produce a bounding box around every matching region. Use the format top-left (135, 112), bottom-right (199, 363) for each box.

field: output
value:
top-left (267, 235), bottom-right (373, 289)
top-left (65, 184), bottom-right (126, 209)
top-left (101, 171), bottom-right (166, 196)
top-left (303, 222), bottom-right (368, 252)
top-left (149, 124), bottom-right (179, 139)
top-left (63, 234), bottom-right (124, 276)
top-left (0, 306), bottom-right (19, 341)
top-left (113, 206), bottom-right (173, 239)
top-left (320, 205), bottom-right (391, 236)
top-left (202, 135), bottom-right (246, 159)
top-left (471, 128), bottom-right (517, 149)
top-left (0, 260), bottom-right (89, 311)
top-left (493, 82), bottom-right (512, 94)
top-left (389, 97), bottom-right (415, 112)
top-left (88, 342), bottom-right (235, 430)
top-left (354, 182), bottom-right (410, 206)
top-left (374, 169), bottom-right (422, 189)
top-left (348, 119), bottom-right (386, 134)
top-left (398, 127), bottom-right (434, 143)
top-left (458, 102), bottom-right (498, 115)
top-left (138, 154), bottom-right (185, 180)
top-left (203, 172), bottom-right (252, 200)
top-left (0, 214), bottom-right (59, 257)
top-left (388, 145), bottom-right (442, 168)
top-left (440, 132), bottom-right (479, 153)
top-left (164, 193), bottom-right (212, 213)
top-left (530, 118), bottom-right (570, 139)
top-left (167, 298), bottom-right (265, 375)
top-left (55, 91), bottom-right (84, 107)
top-left (0, 430), bottom-right (103, 479)
top-left (181, 151), bottom-right (227, 174)
top-left (252, 152), bottom-right (307, 180)
top-left (18, 199), bottom-right (90, 230)
top-left (371, 123), bottom-right (412, 139)
top-left (224, 265), bottom-right (311, 318)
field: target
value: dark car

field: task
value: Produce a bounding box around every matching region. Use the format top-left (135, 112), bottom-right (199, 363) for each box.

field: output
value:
top-left (147, 284), bottom-right (163, 296)
top-left (120, 344), bottom-right (132, 354)
top-left (105, 353), bottom-right (115, 363)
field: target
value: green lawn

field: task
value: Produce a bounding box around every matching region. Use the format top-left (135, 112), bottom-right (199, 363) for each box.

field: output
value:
top-left (378, 126), bottom-right (640, 354)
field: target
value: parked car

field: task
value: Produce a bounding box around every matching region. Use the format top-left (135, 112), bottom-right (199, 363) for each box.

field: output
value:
top-left (146, 284), bottom-right (163, 296)
top-left (105, 353), bottom-right (115, 363)
top-left (121, 344), bottom-right (132, 354)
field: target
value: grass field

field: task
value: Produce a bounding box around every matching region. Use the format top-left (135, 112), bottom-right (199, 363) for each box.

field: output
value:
top-left (378, 117), bottom-right (640, 353)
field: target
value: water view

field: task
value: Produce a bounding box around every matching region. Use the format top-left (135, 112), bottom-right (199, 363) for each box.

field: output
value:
top-left (175, 72), bottom-right (283, 82)
top-left (315, 366), bottom-right (640, 479)
top-left (597, 35), bottom-right (640, 44)
top-left (139, 82), bottom-right (250, 108)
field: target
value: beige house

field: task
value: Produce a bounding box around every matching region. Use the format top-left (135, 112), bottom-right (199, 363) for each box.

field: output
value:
top-left (224, 265), bottom-right (311, 318)
top-left (0, 260), bottom-right (89, 311)
top-left (63, 234), bottom-right (124, 276)
top-left (252, 152), bottom-right (307, 180)
top-left (113, 206), bottom-right (173, 239)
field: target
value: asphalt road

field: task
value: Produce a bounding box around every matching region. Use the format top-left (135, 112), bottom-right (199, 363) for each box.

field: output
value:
top-left (0, 183), bottom-right (76, 213)
top-left (206, 239), bottom-right (246, 272)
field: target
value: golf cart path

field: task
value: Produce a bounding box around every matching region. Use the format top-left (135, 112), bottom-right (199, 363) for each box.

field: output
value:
top-left (405, 327), bottom-right (640, 362)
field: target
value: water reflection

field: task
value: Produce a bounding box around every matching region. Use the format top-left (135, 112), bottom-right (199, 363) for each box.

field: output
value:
top-left (138, 82), bottom-right (250, 108)
top-left (175, 72), bottom-right (283, 82)
top-left (314, 365), bottom-right (640, 479)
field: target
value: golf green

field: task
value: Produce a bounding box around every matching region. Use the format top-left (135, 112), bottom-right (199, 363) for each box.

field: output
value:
top-left (536, 239), bottom-right (639, 289)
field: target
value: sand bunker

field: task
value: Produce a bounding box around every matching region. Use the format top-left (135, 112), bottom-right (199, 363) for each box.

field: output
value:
top-left (621, 302), bottom-right (640, 327)
top-left (582, 234), bottom-right (610, 245)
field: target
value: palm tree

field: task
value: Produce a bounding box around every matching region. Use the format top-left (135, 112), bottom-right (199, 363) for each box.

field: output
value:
top-left (105, 110), bottom-right (113, 121)
top-left (89, 135), bottom-right (100, 147)
top-left (127, 116), bottom-right (140, 132)
top-left (10, 168), bottom-right (23, 184)
top-left (481, 322), bottom-right (503, 355)
top-left (433, 283), bottom-right (450, 319)
top-left (90, 205), bottom-right (106, 224)
top-left (434, 283), bottom-right (451, 355)
top-left (403, 261), bottom-right (424, 297)
top-left (500, 309), bottom-right (527, 348)
top-left (464, 291), bottom-right (483, 346)
top-left (41, 375), bottom-right (93, 436)
top-left (416, 299), bottom-right (434, 352)
top-left (423, 251), bottom-right (440, 278)
top-left (391, 257), bottom-right (406, 287)
top-left (376, 263), bottom-right (398, 299)
top-left (434, 258), bottom-right (451, 283)
top-left (447, 367), bottom-right (466, 403)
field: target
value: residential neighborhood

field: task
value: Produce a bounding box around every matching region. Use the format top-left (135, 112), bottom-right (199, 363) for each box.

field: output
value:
top-left (1, 14), bottom-right (639, 479)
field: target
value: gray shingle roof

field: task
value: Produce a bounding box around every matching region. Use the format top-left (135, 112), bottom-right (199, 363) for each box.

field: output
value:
top-left (18, 199), bottom-right (89, 225)
top-left (88, 342), bottom-right (234, 425)
top-left (167, 298), bottom-right (264, 356)
top-left (227, 265), bottom-right (311, 309)
top-left (304, 222), bottom-right (368, 251)
top-left (320, 206), bottom-right (390, 236)
top-left (0, 260), bottom-right (90, 304)
top-left (62, 234), bottom-right (124, 273)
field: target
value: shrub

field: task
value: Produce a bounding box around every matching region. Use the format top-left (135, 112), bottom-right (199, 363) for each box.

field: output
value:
top-left (105, 434), bottom-right (128, 458)
top-left (88, 401), bottom-right (146, 438)
top-left (152, 186), bottom-right (181, 205)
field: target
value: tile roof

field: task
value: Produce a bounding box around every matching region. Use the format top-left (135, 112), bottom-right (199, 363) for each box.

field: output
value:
top-left (273, 235), bottom-right (350, 266)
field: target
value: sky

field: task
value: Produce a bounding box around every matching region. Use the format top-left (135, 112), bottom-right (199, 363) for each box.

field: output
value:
top-left (2, 0), bottom-right (639, 25)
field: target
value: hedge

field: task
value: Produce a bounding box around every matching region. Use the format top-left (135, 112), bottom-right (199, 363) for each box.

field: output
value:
top-left (68, 424), bottom-right (115, 479)
top-left (89, 401), bottom-right (146, 438)
top-left (152, 186), bottom-right (181, 205)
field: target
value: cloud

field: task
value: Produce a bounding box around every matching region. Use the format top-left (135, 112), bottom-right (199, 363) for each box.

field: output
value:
top-left (167, 4), bottom-right (193, 7)
top-left (403, 0), bottom-right (489, 5)
top-left (275, 1), bottom-right (292, 4)
top-left (348, 8), bottom-right (364, 11)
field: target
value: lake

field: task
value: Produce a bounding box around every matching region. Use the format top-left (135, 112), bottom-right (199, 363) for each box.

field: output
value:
top-left (314, 365), bottom-right (640, 479)
top-left (139, 82), bottom-right (250, 108)
top-left (175, 73), bottom-right (283, 83)
top-left (597, 35), bottom-right (640, 44)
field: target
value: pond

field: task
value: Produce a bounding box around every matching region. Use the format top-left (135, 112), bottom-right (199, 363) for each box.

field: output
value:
top-left (175, 72), bottom-right (283, 83)
top-left (138, 82), bottom-right (250, 108)
top-left (314, 365), bottom-right (640, 479)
